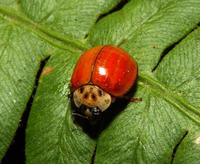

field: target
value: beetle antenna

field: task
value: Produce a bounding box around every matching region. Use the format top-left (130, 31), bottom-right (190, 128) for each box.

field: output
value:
top-left (120, 96), bottom-right (142, 102)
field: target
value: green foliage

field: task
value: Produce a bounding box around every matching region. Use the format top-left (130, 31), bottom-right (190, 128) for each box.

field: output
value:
top-left (0, 0), bottom-right (200, 163)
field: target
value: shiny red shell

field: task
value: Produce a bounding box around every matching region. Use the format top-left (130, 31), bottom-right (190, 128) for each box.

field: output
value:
top-left (71, 45), bottom-right (138, 97)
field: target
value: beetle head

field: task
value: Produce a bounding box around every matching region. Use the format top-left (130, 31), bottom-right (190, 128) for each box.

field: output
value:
top-left (72, 85), bottom-right (112, 119)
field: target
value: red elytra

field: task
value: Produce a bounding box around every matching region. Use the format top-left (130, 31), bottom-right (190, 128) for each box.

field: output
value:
top-left (71, 45), bottom-right (138, 97)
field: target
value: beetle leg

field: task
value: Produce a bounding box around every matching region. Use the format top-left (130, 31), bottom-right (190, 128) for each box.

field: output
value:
top-left (119, 96), bottom-right (142, 102)
top-left (129, 97), bottom-right (142, 102)
top-left (72, 112), bottom-right (89, 120)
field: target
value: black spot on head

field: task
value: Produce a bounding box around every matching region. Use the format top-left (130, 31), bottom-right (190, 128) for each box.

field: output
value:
top-left (83, 92), bottom-right (89, 99)
top-left (91, 94), bottom-right (97, 101)
top-left (79, 87), bottom-right (84, 93)
top-left (104, 99), bottom-right (110, 104)
top-left (98, 89), bottom-right (103, 96)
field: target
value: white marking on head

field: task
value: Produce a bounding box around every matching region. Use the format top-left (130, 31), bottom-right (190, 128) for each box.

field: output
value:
top-left (73, 85), bottom-right (112, 112)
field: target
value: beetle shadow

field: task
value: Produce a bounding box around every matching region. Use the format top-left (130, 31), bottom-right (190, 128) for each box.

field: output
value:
top-left (71, 85), bottom-right (138, 139)
top-left (99, 85), bottom-right (138, 134)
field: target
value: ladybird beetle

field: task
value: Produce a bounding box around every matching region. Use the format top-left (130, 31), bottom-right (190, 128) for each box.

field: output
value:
top-left (70, 45), bottom-right (138, 120)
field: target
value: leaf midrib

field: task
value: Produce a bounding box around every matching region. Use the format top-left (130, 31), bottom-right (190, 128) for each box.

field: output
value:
top-left (0, 5), bottom-right (88, 52)
top-left (139, 73), bottom-right (200, 125)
